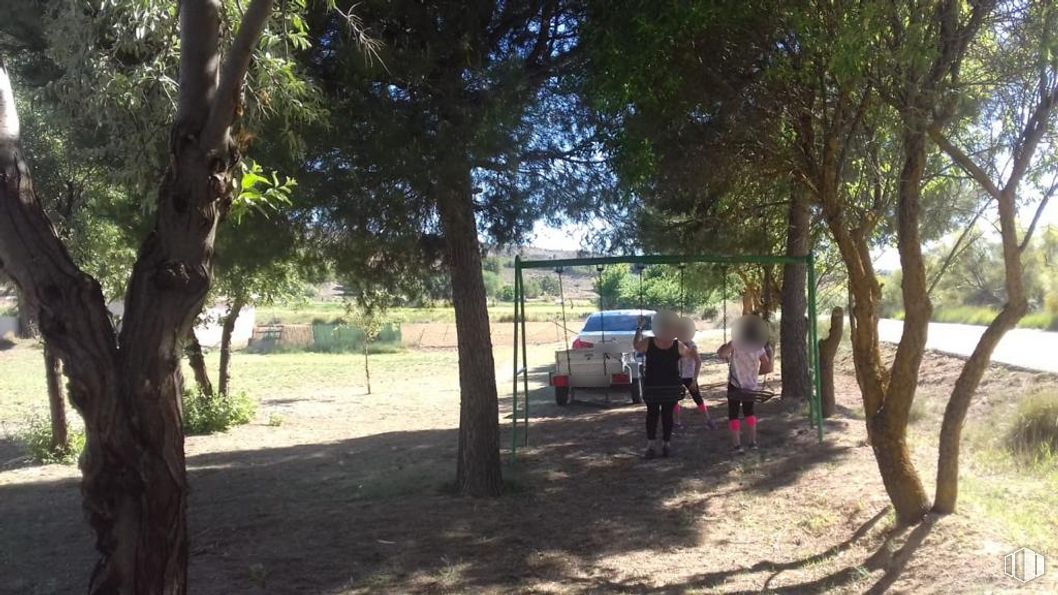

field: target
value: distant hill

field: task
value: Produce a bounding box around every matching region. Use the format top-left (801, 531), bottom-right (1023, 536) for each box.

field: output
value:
top-left (490, 246), bottom-right (601, 300)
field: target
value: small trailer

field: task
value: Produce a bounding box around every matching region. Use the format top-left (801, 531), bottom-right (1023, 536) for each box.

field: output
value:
top-left (549, 346), bottom-right (643, 405)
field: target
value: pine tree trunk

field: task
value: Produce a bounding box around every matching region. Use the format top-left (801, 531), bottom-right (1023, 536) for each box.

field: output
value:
top-left (818, 307), bottom-right (843, 418)
top-left (184, 329), bottom-right (214, 398)
top-left (218, 296), bottom-right (244, 398)
top-left (437, 172), bottom-right (503, 498)
top-left (44, 343), bottom-right (69, 453)
top-left (780, 188), bottom-right (810, 401)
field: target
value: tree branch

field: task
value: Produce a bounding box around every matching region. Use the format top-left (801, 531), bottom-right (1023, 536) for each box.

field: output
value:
top-left (929, 127), bottom-right (1001, 198)
top-left (1005, 83), bottom-right (1058, 193)
top-left (201, 0), bottom-right (274, 153)
top-left (927, 194), bottom-right (993, 296)
top-left (0, 61), bottom-right (116, 424)
top-left (176, 0), bottom-right (222, 130)
top-left (1019, 177), bottom-right (1057, 253)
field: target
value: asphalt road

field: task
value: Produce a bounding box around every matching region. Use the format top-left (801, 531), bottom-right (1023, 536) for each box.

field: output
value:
top-left (877, 319), bottom-right (1058, 374)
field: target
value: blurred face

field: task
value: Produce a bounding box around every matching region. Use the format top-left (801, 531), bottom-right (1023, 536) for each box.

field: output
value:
top-left (655, 312), bottom-right (679, 341)
top-left (677, 318), bottom-right (695, 342)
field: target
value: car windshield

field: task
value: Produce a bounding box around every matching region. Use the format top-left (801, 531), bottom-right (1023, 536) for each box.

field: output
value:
top-left (581, 313), bottom-right (650, 333)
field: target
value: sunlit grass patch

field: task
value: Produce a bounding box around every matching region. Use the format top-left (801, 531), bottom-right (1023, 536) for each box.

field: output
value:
top-left (962, 390), bottom-right (1058, 553)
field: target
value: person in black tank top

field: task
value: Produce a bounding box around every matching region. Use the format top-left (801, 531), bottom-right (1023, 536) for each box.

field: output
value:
top-left (634, 310), bottom-right (691, 458)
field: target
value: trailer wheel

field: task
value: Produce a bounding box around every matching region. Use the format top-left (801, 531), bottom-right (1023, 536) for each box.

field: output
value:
top-left (630, 381), bottom-right (643, 404)
top-left (555, 386), bottom-right (570, 406)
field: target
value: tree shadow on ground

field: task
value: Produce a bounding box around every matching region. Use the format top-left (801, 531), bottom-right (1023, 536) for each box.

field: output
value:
top-left (0, 389), bottom-right (846, 592)
top-left (1, 374), bottom-right (853, 594)
top-left (669, 511), bottom-right (937, 594)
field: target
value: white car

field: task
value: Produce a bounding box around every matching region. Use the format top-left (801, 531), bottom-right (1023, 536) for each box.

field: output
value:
top-left (550, 309), bottom-right (656, 405)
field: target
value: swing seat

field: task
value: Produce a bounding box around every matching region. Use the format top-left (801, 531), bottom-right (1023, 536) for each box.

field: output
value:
top-left (727, 386), bottom-right (778, 404)
top-left (641, 385), bottom-right (686, 405)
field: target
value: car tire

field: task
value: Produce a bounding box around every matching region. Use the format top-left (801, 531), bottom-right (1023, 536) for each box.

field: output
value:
top-left (630, 381), bottom-right (642, 404)
top-left (555, 386), bottom-right (570, 406)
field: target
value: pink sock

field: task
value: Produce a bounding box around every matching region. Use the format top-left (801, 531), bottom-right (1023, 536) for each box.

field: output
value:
top-left (729, 419), bottom-right (741, 431)
top-left (745, 415), bottom-right (757, 428)
top-left (697, 404), bottom-right (706, 413)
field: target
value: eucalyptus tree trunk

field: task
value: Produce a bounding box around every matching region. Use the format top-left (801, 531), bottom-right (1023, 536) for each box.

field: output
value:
top-left (437, 167), bottom-right (503, 498)
top-left (780, 188), bottom-right (810, 401)
top-left (928, 73), bottom-right (1056, 513)
top-left (218, 296), bottom-right (244, 398)
top-left (44, 343), bottom-right (69, 453)
top-left (0, 1), bottom-right (274, 590)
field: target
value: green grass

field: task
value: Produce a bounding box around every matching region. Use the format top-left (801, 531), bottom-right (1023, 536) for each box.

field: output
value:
top-left (892, 304), bottom-right (1058, 328)
top-left (961, 390), bottom-right (1058, 553)
top-left (1020, 310), bottom-right (1058, 331)
top-left (1005, 391), bottom-right (1058, 461)
top-left (0, 341), bottom-right (50, 423)
top-left (192, 348), bottom-right (464, 399)
top-left (254, 301), bottom-right (598, 325)
top-left (15, 417), bottom-right (85, 464)
top-left (891, 306), bottom-right (1058, 330)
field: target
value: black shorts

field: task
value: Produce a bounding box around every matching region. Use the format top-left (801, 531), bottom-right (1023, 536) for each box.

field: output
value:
top-left (726, 383), bottom-right (755, 419)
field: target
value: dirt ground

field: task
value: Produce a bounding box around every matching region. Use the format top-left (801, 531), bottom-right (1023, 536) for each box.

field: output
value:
top-left (1, 340), bottom-right (1056, 594)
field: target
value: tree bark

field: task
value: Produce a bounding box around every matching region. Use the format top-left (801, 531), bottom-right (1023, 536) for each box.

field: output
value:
top-left (0, 1), bottom-right (272, 588)
top-left (16, 287), bottom-right (37, 338)
top-left (218, 296), bottom-right (244, 398)
top-left (44, 342), bottom-right (69, 453)
top-left (930, 86), bottom-right (1053, 512)
top-left (184, 329), bottom-right (214, 398)
top-left (780, 187), bottom-right (811, 401)
top-left (818, 307), bottom-right (843, 418)
top-left (437, 169), bottom-right (503, 498)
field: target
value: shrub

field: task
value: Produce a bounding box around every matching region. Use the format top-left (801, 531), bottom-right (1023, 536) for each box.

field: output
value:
top-left (16, 417), bottom-right (85, 465)
top-left (537, 275), bottom-right (560, 296)
top-left (1019, 311), bottom-right (1058, 331)
top-left (481, 270), bottom-right (502, 298)
top-left (1006, 391), bottom-right (1058, 464)
top-left (932, 306), bottom-right (999, 326)
top-left (182, 389), bottom-right (256, 435)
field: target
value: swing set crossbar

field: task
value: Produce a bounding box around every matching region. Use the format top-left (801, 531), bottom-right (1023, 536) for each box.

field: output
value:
top-left (509, 252), bottom-right (824, 461)
top-left (516, 253), bottom-right (811, 270)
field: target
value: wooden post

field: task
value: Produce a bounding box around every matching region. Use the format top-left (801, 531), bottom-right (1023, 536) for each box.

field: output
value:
top-left (818, 307), bottom-right (843, 418)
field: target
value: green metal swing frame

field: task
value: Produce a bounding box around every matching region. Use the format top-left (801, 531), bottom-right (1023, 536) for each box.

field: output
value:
top-left (509, 252), bottom-right (824, 460)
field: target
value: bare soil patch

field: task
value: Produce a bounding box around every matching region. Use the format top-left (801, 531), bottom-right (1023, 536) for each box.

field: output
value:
top-left (0, 342), bottom-right (1054, 593)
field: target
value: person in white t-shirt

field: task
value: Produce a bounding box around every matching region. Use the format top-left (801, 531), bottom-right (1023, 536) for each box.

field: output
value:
top-left (717, 314), bottom-right (772, 453)
top-left (674, 317), bottom-right (715, 429)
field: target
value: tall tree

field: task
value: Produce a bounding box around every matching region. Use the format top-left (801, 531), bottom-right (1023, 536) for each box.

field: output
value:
top-left (299, 0), bottom-right (598, 496)
top-left (0, 1), bottom-right (281, 590)
top-left (583, 0), bottom-right (995, 525)
top-left (929, 1), bottom-right (1058, 513)
top-left (778, 0), bottom-right (993, 523)
top-left (582, 0), bottom-right (817, 401)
